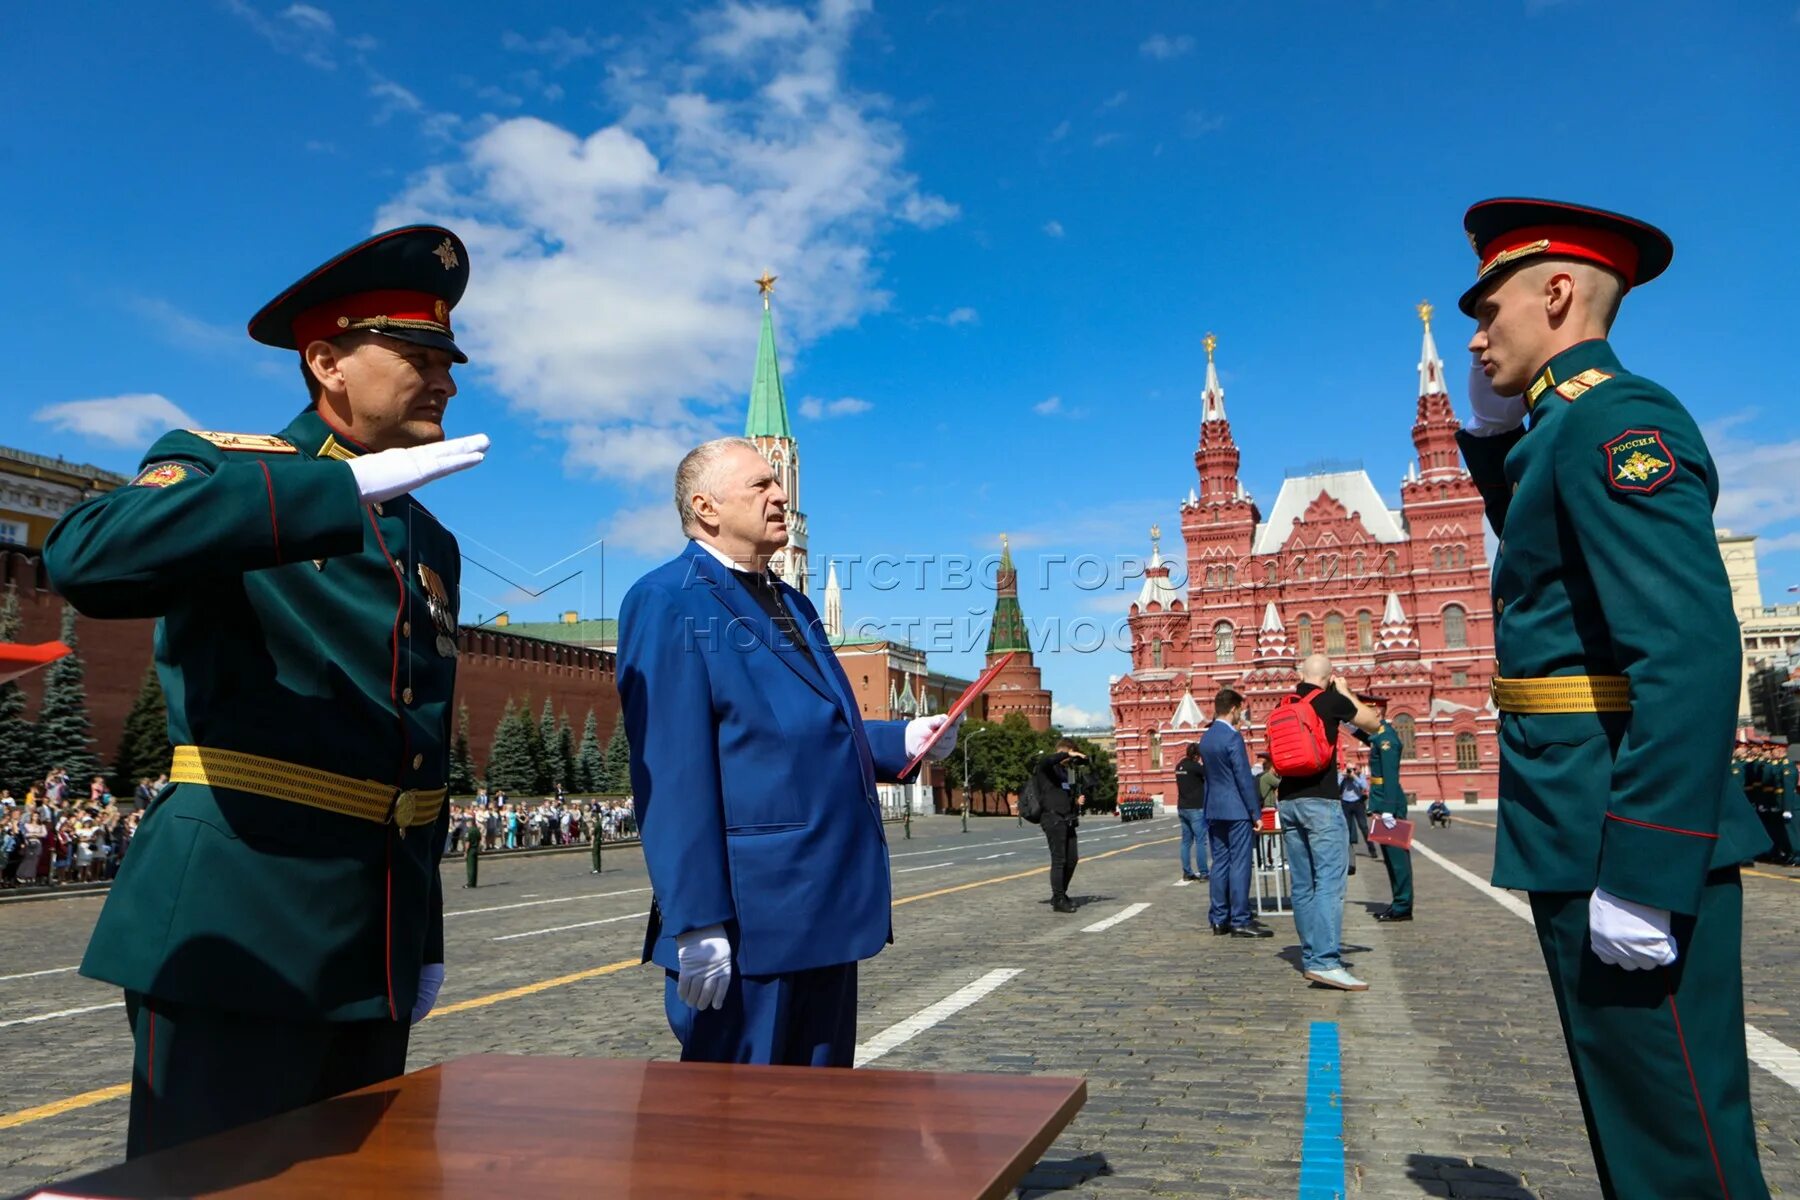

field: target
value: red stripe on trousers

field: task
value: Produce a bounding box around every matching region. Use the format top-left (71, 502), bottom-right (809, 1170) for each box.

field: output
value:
top-left (1668, 985), bottom-right (1730, 1199)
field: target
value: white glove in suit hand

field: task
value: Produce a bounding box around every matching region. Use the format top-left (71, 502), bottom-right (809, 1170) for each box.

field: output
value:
top-left (1463, 362), bottom-right (1528, 437)
top-left (348, 434), bottom-right (491, 505)
top-left (1588, 887), bottom-right (1677, 970)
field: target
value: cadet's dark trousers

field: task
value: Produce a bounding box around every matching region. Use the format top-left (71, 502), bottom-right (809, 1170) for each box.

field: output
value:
top-left (664, 962), bottom-right (857, 1067)
top-left (464, 846), bottom-right (479, 887)
top-left (1041, 812), bottom-right (1079, 901)
top-left (124, 992), bottom-right (409, 1159)
top-left (1380, 844), bottom-right (1413, 915)
top-left (1529, 870), bottom-right (1768, 1200)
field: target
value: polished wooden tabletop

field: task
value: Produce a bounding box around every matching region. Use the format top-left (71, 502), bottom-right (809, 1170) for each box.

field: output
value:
top-left (34, 1055), bottom-right (1087, 1199)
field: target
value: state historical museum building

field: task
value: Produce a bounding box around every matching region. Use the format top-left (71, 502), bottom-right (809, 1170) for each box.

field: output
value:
top-left (1110, 312), bottom-right (1499, 807)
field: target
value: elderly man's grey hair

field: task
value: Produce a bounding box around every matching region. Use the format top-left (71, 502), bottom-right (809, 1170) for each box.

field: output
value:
top-left (674, 436), bottom-right (763, 536)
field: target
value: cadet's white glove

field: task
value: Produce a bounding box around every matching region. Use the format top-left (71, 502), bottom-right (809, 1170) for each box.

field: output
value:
top-left (1379, 813), bottom-right (1398, 829)
top-left (905, 714), bottom-right (963, 761)
top-left (675, 924), bottom-right (732, 1010)
top-left (1463, 361), bottom-right (1528, 437)
top-left (411, 962), bottom-right (444, 1023)
top-left (1588, 888), bottom-right (1677, 970)
top-left (348, 434), bottom-right (491, 505)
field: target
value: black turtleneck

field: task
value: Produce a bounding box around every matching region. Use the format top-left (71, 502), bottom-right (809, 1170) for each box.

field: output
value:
top-left (732, 568), bottom-right (819, 670)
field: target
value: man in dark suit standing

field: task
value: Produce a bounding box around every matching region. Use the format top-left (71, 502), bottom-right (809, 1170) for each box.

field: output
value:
top-left (1199, 689), bottom-right (1272, 938)
top-left (1031, 739), bottom-right (1088, 913)
top-left (618, 437), bottom-right (957, 1067)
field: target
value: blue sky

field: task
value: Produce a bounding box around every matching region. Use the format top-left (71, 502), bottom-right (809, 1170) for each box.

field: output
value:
top-left (5, 1), bottom-right (1798, 725)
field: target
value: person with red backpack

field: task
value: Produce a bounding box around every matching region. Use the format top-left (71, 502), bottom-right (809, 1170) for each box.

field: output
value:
top-left (1269, 655), bottom-right (1381, 991)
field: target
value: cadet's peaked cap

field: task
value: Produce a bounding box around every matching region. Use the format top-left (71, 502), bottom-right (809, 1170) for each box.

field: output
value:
top-left (1458, 198), bottom-right (1672, 317)
top-left (248, 225), bottom-right (470, 363)
top-left (1362, 694), bottom-right (1392, 708)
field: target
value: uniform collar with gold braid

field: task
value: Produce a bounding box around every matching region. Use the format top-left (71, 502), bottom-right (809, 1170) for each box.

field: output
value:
top-left (1524, 338), bottom-right (1625, 414)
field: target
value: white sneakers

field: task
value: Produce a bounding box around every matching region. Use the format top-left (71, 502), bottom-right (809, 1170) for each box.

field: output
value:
top-left (1304, 967), bottom-right (1370, 992)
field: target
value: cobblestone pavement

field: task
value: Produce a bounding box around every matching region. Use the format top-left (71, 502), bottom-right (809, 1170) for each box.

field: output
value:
top-left (2, 813), bottom-right (1797, 1197)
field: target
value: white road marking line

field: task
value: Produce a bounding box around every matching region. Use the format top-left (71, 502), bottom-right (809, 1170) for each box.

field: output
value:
top-left (854, 968), bottom-right (1022, 1068)
top-left (976, 852), bottom-right (1017, 861)
top-left (1414, 839), bottom-right (1800, 1096)
top-left (896, 863), bottom-right (953, 874)
top-left (447, 887), bottom-right (651, 918)
top-left (0, 966), bottom-right (78, 983)
top-left (490, 910), bottom-right (650, 942)
top-left (1083, 903), bottom-right (1151, 932)
top-left (0, 1001), bottom-right (123, 1029)
top-left (888, 835), bottom-right (1041, 859)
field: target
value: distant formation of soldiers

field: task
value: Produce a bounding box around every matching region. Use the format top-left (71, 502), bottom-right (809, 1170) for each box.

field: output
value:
top-left (1737, 731), bottom-right (1798, 866)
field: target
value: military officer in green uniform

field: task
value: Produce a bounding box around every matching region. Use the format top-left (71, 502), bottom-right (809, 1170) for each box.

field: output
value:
top-left (1777, 737), bottom-right (1799, 864)
top-left (1453, 198), bottom-right (1771, 1199)
top-left (44, 225), bottom-right (490, 1158)
top-left (464, 810), bottom-right (482, 887)
top-left (1355, 699), bottom-right (1410, 921)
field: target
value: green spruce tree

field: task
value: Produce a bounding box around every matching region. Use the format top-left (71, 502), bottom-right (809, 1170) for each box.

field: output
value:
top-left (599, 711), bottom-right (632, 794)
top-left (575, 708), bottom-right (604, 793)
top-left (528, 696), bottom-right (554, 794)
top-left (556, 712), bottom-right (577, 796)
top-left (447, 702), bottom-right (477, 796)
top-left (33, 605), bottom-right (103, 787)
top-left (485, 699), bottom-right (537, 795)
top-left (0, 583), bottom-right (37, 797)
top-left (111, 665), bottom-right (170, 794)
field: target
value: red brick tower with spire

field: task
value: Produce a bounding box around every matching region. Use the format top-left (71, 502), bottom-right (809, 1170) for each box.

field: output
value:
top-left (984, 533), bottom-right (1051, 730)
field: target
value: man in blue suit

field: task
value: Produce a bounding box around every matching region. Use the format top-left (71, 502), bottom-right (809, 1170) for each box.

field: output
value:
top-left (618, 437), bottom-right (958, 1067)
top-left (1199, 689), bottom-right (1273, 938)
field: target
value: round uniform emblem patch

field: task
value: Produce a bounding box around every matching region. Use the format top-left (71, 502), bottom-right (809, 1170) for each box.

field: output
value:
top-left (1602, 428), bottom-right (1677, 495)
top-left (131, 462), bottom-right (191, 489)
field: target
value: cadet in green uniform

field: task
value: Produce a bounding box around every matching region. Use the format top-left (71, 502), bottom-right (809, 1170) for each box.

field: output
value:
top-left (1729, 737), bottom-right (1758, 867)
top-left (1453, 198), bottom-right (1771, 1199)
top-left (1778, 737), bottom-right (1799, 864)
top-left (1356, 701), bottom-right (1410, 921)
top-left (44, 226), bottom-right (490, 1158)
top-left (464, 812), bottom-right (482, 887)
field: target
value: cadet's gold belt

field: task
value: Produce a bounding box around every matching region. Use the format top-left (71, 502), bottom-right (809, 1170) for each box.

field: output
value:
top-left (1490, 674), bottom-right (1630, 714)
top-left (1370, 777), bottom-right (1384, 785)
top-left (170, 745), bottom-right (445, 829)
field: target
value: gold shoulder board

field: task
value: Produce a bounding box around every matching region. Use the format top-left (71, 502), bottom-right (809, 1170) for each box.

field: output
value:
top-left (186, 431), bottom-right (298, 453)
top-left (1554, 369), bottom-right (1615, 402)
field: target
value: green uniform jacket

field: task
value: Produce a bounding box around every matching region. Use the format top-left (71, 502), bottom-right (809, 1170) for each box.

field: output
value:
top-left (44, 409), bottom-right (457, 1022)
top-left (1366, 721), bottom-right (1405, 817)
top-left (1455, 339), bottom-right (1767, 916)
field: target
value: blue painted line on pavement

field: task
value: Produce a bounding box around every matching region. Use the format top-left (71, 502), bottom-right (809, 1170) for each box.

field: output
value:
top-left (1299, 1020), bottom-right (1346, 1200)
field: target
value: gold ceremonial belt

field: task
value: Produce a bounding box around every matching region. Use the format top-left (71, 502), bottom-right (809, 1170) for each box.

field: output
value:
top-left (170, 745), bottom-right (445, 829)
top-left (1490, 674), bottom-right (1630, 714)
top-left (1369, 777), bottom-right (1385, 785)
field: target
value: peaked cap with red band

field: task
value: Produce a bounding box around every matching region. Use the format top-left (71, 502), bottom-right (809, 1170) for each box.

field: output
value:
top-left (1458, 198), bottom-right (1673, 317)
top-left (248, 224), bottom-right (470, 363)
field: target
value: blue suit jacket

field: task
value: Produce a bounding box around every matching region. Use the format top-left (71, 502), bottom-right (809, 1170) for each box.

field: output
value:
top-left (617, 541), bottom-right (909, 977)
top-left (1198, 721), bottom-right (1261, 823)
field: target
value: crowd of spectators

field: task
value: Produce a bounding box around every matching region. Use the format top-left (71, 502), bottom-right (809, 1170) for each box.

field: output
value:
top-left (447, 789), bottom-right (637, 854)
top-left (0, 767), bottom-right (158, 889)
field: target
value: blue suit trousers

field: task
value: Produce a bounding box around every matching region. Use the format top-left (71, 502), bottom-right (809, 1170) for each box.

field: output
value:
top-left (1207, 818), bottom-right (1255, 929)
top-left (664, 962), bottom-right (858, 1067)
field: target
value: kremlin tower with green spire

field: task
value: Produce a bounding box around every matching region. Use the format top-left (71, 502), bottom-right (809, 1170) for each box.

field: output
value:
top-left (746, 271), bottom-right (808, 593)
top-left (983, 533), bottom-right (1051, 730)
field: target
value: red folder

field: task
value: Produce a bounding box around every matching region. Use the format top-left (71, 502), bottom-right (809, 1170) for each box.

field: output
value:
top-left (0, 641), bottom-right (70, 686)
top-left (898, 651), bottom-right (1015, 780)
top-left (1367, 818), bottom-right (1414, 851)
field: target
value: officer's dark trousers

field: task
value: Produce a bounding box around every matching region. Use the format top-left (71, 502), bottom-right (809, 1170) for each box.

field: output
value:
top-left (664, 962), bottom-right (857, 1067)
top-left (464, 847), bottom-right (479, 887)
top-left (125, 992), bottom-right (409, 1159)
top-left (1380, 844), bottom-right (1413, 915)
top-left (1529, 870), bottom-right (1768, 1200)
top-left (1041, 812), bottom-right (1079, 901)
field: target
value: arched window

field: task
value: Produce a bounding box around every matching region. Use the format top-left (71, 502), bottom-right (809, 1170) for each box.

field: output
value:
top-left (1394, 714), bottom-right (1417, 759)
top-left (1151, 731), bottom-right (1163, 770)
top-left (1320, 554), bottom-right (1339, 580)
top-left (1264, 560), bottom-right (1278, 583)
top-left (1431, 547), bottom-right (1444, 570)
top-left (1443, 604), bottom-right (1468, 649)
top-left (1224, 565), bottom-right (1236, 586)
top-left (1215, 621), bottom-right (1236, 663)
top-left (1357, 610), bottom-right (1374, 653)
top-left (1452, 545), bottom-right (1466, 569)
top-left (1455, 732), bottom-right (1479, 771)
top-left (1324, 612), bottom-right (1346, 655)
top-left (1292, 557), bottom-right (1306, 580)
top-left (1297, 616), bottom-right (1314, 658)
top-left (1352, 551), bottom-right (1365, 576)
top-left (1385, 551), bottom-right (1398, 574)
top-left (1151, 639), bottom-right (1164, 668)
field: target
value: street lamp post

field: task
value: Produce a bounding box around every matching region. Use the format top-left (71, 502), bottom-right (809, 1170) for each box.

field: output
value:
top-left (960, 727), bottom-right (989, 834)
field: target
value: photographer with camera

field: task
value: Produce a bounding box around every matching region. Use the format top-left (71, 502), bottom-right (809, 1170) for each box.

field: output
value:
top-left (1030, 739), bottom-right (1088, 914)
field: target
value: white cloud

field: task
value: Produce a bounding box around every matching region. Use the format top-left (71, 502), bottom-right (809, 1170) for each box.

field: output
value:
top-left (281, 4), bottom-right (335, 34)
top-left (942, 306), bottom-right (978, 327)
top-left (1048, 119), bottom-right (1071, 142)
top-left (1092, 131), bottom-right (1123, 147)
top-left (370, 79), bottom-right (425, 119)
top-left (603, 501), bottom-right (689, 556)
top-left (1042, 219), bottom-right (1065, 238)
top-left (798, 396), bottom-right (872, 419)
top-left (1708, 414), bottom-right (1800, 539)
top-left (1182, 109), bottom-right (1226, 137)
top-left (1139, 33), bottom-right (1194, 59)
top-left (501, 27), bottom-right (602, 68)
top-left (1053, 701), bottom-right (1109, 729)
top-left (376, 0), bottom-right (952, 484)
top-left (34, 394), bottom-right (198, 447)
top-left (1100, 90), bottom-right (1129, 109)
top-left (1034, 396), bottom-right (1063, 415)
top-left (222, 0), bottom-right (337, 69)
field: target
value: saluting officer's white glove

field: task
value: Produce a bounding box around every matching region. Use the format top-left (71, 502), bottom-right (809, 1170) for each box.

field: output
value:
top-left (348, 434), bottom-right (491, 505)
top-left (1588, 888), bottom-right (1677, 970)
top-left (905, 713), bottom-right (963, 761)
top-left (1463, 361), bottom-right (1528, 438)
top-left (411, 962), bottom-right (445, 1023)
top-left (675, 924), bottom-right (732, 1010)
top-left (1379, 813), bottom-right (1398, 829)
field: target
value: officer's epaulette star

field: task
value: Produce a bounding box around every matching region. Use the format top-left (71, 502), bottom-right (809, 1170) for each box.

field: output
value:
top-left (1554, 368), bottom-right (1614, 402)
top-left (185, 430), bottom-right (298, 453)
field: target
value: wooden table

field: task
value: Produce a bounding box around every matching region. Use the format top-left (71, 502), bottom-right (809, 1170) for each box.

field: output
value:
top-left (32, 1056), bottom-right (1087, 1199)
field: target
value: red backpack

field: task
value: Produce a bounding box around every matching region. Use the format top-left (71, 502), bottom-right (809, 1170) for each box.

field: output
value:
top-left (1265, 693), bottom-right (1336, 776)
